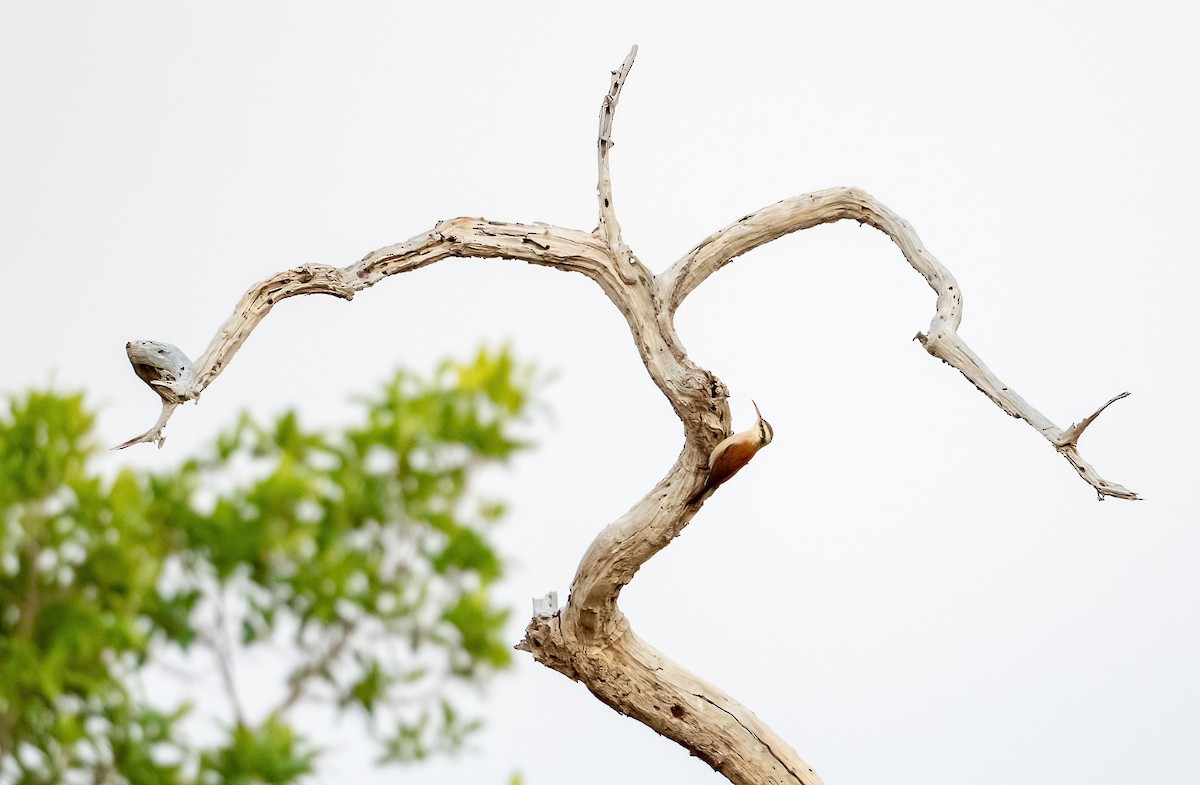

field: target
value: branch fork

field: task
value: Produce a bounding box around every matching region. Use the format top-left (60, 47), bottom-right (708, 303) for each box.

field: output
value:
top-left (1056, 391), bottom-right (1131, 448)
top-left (117, 47), bottom-right (1138, 783)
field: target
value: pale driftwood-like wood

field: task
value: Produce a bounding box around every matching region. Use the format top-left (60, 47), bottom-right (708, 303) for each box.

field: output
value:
top-left (596, 45), bottom-right (645, 286)
top-left (117, 48), bottom-right (1137, 785)
top-left (659, 188), bottom-right (1137, 501)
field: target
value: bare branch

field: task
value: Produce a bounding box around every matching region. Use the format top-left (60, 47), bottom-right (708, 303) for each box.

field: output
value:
top-left (522, 622), bottom-right (825, 785)
top-left (659, 187), bottom-right (962, 326)
top-left (193, 264), bottom-right (356, 392)
top-left (117, 220), bottom-right (632, 448)
top-left (595, 45), bottom-right (647, 286)
top-left (660, 186), bottom-right (1138, 500)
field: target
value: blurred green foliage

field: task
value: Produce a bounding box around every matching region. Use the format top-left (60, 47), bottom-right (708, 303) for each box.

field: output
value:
top-left (0, 349), bottom-right (537, 784)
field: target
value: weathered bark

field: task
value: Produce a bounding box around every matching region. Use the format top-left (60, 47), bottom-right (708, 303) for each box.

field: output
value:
top-left (117, 47), bottom-right (1137, 785)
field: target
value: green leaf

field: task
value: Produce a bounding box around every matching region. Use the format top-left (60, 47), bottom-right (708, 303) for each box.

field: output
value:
top-left (442, 592), bottom-right (512, 670)
top-left (433, 526), bottom-right (503, 583)
top-left (201, 717), bottom-right (315, 785)
top-left (0, 349), bottom-right (542, 781)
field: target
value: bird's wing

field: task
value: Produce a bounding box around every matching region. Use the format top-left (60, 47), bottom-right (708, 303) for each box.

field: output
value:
top-left (706, 439), bottom-right (759, 489)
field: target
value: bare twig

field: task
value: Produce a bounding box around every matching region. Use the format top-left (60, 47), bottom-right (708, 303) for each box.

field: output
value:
top-left (595, 45), bottom-right (645, 285)
top-left (208, 588), bottom-right (245, 724)
top-left (274, 620), bottom-right (357, 716)
top-left (112, 401), bottom-right (179, 450)
top-left (17, 538), bottom-right (42, 639)
top-left (1056, 391), bottom-right (1131, 448)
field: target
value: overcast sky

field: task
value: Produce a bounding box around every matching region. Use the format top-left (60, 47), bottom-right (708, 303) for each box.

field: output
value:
top-left (2, 2), bottom-right (1198, 784)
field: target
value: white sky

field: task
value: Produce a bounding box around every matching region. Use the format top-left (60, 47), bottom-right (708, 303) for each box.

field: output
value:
top-left (2, 2), bottom-right (1198, 784)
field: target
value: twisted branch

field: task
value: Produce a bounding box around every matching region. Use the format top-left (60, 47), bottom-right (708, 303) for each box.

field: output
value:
top-left (117, 48), bottom-right (1138, 785)
top-left (661, 189), bottom-right (1137, 500)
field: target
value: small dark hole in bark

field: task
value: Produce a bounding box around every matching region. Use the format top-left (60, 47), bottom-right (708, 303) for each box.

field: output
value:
top-left (671, 704), bottom-right (685, 719)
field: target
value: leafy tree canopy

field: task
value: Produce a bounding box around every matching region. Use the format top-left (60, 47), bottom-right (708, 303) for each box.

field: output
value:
top-left (0, 349), bottom-right (537, 785)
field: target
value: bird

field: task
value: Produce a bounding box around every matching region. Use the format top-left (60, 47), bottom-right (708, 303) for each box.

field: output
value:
top-left (688, 400), bottom-right (773, 504)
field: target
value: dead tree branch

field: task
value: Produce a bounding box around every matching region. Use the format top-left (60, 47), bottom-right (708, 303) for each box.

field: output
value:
top-left (117, 48), bottom-right (1137, 785)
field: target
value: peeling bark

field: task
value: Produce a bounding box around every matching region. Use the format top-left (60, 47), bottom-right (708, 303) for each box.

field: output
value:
top-left (117, 47), bottom-right (1138, 784)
